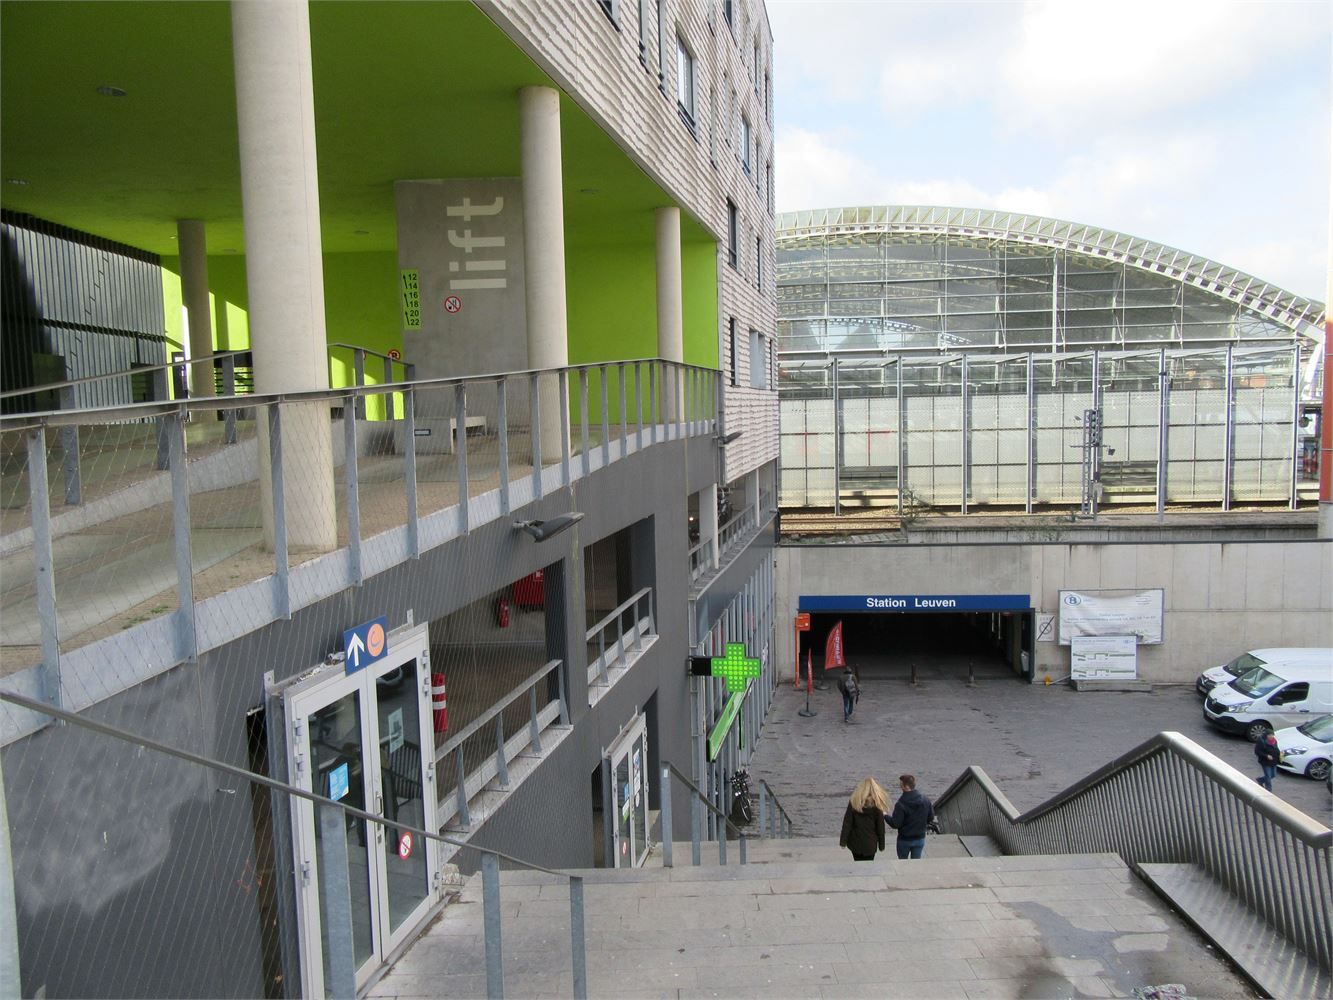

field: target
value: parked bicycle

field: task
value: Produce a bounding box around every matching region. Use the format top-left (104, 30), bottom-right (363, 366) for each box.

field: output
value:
top-left (729, 768), bottom-right (754, 826)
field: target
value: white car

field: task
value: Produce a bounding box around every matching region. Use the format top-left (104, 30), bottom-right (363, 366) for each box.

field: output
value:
top-left (1275, 714), bottom-right (1333, 783)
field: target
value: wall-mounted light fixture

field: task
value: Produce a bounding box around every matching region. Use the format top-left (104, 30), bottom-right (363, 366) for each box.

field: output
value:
top-left (513, 512), bottom-right (584, 542)
top-left (716, 430), bottom-right (743, 445)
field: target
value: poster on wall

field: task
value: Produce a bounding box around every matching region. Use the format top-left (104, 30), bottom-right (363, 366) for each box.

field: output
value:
top-left (1070, 635), bottom-right (1138, 679)
top-left (1058, 589), bottom-right (1163, 645)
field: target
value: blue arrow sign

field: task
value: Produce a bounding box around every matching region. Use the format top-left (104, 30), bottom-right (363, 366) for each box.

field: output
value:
top-left (344, 616), bottom-right (389, 675)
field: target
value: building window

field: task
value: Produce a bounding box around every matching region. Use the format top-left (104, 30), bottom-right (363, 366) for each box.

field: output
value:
top-left (755, 235), bottom-right (762, 290)
top-left (740, 114), bottom-right (751, 174)
top-left (765, 72), bottom-right (771, 122)
top-left (727, 199), bottom-right (738, 269)
top-left (765, 161), bottom-right (772, 214)
top-left (729, 318), bottom-right (738, 386)
top-left (754, 40), bottom-right (761, 92)
top-left (637, 0), bottom-right (648, 61)
top-left (676, 34), bottom-right (696, 126)
top-left (723, 0), bottom-right (733, 31)
top-left (709, 86), bottom-right (718, 164)
top-left (749, 330), bottom-right (768, 389)
top-left (656, 0), bottom-right (666, 90)
top-left (597, 0), bottom-right (617, 25)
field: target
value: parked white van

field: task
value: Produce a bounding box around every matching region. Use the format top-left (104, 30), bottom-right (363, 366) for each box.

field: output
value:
top-left (1196, 648), bottom-right (1333, 696)
top-left (1203, 656), bottom-right (1333, 742)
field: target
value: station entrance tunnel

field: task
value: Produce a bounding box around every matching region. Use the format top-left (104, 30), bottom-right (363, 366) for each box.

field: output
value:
top-left (799, 609), bottom-right (1033, 683)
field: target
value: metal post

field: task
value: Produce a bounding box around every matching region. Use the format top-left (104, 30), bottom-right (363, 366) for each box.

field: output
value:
top-left (896, 359), bottom-right (906, 516)
top-left (600, 365), bottom-right (611, 468)
top-left (649, 363), bottom-right (658, 445)
top-left (497, 378), bottom-right (511, 514)
top-left (1157, 348), bottom-right (1169, 514)
top-left (635, 363), bottom-right (644, 451)
top-left (759, 785), bottom-right (769, 837)
top-left (0, 752), bottom-right (20, 998)
top-left (718, 819), bottom-right (727, 865)
top-left (317, 805), bottom-right (357, 1000)
top-left (268, 404), bottom-right (291, 619)
top-left (528, 686), bottom-right (543, 754)
top-left (530, 374), bottom-right (543, 500)
top-left (1289, 344), bottom-right (1301, 512)
top-left (911, 661), bottom-right (919, 687)
top-left (569, 877), bottom-right (587, 1000)
top-left (557, 663), bottom-right (570, 727)
top-left (579, 369), bottom-right (590, 478)
top-left (1091, 350), bottom-right (1102, 518)
top-left (960, 355), bottom-right (970, 514)
top-left (455, 383), bottom-right (469, 535)
top-left (168, 411), bottom-right (196, 662)
top-left (831, 357), bottom-right (841, 516)
top-left (383, 355), bottom-right (395, 423)
top-left (1222, 344), bottom-right (1234, 511)
top-left (404, 385), bottom-right (420, 557)
top-left (559, 370), bottom-right (571, 487)
top-left (223, 354), bottom-right (238, 445)
top-left (495, 716), bottom-right (509, 788)
top-left (618, 364), bottom-right (628, 457)
top-left (739, 835), bottom-right (746, 864)
top-left (660, 765), bottom-right (674, 868)
top-left (154, 367), bottom-right (171, 471)
top-left (344, 395), bottom-right (363, 585)
top-left (57, 385), bottom-right (81, 506)
top-left (26, 430), bottom-right (60, 706)
top-left (353, 348), bottom-right (367, 420)
top-left (690, 794), bottom-right (701, 866)
top-left (482, 852), bottom-right (504, 999)
top-left (455, 750), bottom-right (471, 829)
top-left (1026, 353), bottom-right (1035, 513)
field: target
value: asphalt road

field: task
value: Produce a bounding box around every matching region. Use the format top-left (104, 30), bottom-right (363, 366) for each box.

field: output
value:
top-left (749, 661), bottom-right (1332, 837)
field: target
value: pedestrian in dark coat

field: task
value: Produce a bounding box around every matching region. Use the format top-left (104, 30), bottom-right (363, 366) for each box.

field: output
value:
top-left (887, 773), bottom-right (935, 859)
top-left (839, 777), bottom-right (887, 861)
top-left (1254, 732), bottom-right (1281, 791)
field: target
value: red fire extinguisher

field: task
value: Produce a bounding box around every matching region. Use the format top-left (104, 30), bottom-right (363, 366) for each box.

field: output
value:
top-left (432, 672), bottom-right (448, 734)
top-left (497, 596), bottom-right (510, 628)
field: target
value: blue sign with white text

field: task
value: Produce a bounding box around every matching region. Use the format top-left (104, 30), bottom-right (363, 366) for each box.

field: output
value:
top-left (328, 763), bottom-right (350, 802)
top-left (344, 616), bottom-right (389, 674)
top-left (799, 594), bottom-right (1031, 613)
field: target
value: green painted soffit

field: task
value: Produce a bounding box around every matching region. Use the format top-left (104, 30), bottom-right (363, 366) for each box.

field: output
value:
top-left (1, 1), bottom-right (716, 264)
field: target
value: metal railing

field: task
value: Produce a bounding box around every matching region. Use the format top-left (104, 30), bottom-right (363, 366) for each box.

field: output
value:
top-left (658, 760), bottom-right (751, 867)
top-left (934, 730), bottom-right (1332, 974)
top-left (716, 506), bottom-right (756, 559)
top-left (0, 689), bottom-right (588, 1000)
top-left (755, 777), bottom-right (794, 839)
top-left (435, 659), bottom-right (569, 832)
top-left (585, 588), bottom-right (655, 691)
top-left (687, 535), bottom-right (714, 583)
top-left (327, 342), bottom-right (414, 421)
top-left (0, 357), bottom-right (718, 745)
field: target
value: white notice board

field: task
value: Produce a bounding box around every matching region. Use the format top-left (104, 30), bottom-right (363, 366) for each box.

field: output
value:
top-left (1070, 635), bottom-right (1138, 680)
top-left (1058, 589), bottom-right (1163, 645)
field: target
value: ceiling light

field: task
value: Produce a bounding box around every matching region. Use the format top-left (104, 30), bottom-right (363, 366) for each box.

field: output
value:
top-left (96, 85), bottom-right (128, 98)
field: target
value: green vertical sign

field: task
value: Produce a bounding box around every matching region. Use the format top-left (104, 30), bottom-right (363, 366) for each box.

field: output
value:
top-left (400, 269), bottom-right (421, 329)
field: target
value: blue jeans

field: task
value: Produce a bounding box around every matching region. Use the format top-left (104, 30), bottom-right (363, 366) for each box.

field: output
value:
top-left (896, 837), bottom-right (925, 860)
top-left (1257, 763), bottom-right (1277, 790)
top-left (842, 691), bottom-right (854, 720)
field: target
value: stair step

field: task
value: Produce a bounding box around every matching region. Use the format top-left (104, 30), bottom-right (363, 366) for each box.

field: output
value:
top-left (373, 850), bottom-right (1251, 998)
top-left (960, 835), bottom-right (1004, 857)
top-left (1138, 862), bottom-right (1331, 999)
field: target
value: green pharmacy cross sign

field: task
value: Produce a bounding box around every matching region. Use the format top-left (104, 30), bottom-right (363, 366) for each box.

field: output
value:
top-left (711, 643), bottom-right (761, 692)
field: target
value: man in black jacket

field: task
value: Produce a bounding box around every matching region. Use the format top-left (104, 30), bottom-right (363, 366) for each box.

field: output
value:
top-left (887, 773), bottom-right (935, 859)
top-left (1254, 732), bottom-right (1281, 791)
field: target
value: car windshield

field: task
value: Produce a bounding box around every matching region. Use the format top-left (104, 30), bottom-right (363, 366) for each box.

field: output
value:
top-left (1296, 715), bottom-right (1333, 743)
top-left (1231, 667), bottom-right (1284, 698)
top-left (1224, 652), bottom-right (1266, 677)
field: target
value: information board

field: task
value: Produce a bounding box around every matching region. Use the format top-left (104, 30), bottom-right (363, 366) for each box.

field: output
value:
top-left (1070, 635), bottom-right (1138, 679)
top-left (1058, 589), bottom-right (1163, 645)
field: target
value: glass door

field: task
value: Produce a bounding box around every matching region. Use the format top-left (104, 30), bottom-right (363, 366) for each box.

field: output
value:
top-left (606, 714), bottom-right (650, 868)
top-left (285, 623), bottom-right (437, 997)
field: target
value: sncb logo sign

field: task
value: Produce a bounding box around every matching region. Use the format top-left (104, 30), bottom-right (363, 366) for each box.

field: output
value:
top-left (1063, 594), bottom-right (1082, 606)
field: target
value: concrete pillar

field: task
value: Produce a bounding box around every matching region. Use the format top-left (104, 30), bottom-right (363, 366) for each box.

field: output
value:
top-left (701, 483), bottom-right (719, 569)
top-left (177, 219), bottom-right (215, 398)
top-left (655, 207), bottom-right (684, 363)
top-left (232, 0), bottom-right (336, 551)
top-left (520, 86), bottom-right (569, 460)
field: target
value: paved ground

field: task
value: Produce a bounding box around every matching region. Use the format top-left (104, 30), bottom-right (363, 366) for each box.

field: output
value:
top-left (750, 658), bottom-right (1332, 836)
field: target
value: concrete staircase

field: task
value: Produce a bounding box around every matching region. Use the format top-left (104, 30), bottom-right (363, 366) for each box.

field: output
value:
top-left (369, 836), bottom-right (1252, 999)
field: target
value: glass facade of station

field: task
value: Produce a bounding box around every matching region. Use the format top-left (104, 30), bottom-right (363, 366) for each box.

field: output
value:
top-left (776, 208), bottom-right (1325, 512)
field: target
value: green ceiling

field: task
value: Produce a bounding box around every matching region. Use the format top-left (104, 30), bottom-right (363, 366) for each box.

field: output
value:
top-left (0, 1), bottom-right (712, 255)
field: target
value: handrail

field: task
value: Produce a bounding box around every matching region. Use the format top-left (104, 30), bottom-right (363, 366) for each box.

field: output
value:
top-left (934, 730), bottom-right (1332, 974)
top-left (660, 759), bottom-right (749, 867)
top-left (755, 776), bottom-right (794, 838)
top-left (327, 342), bottom-right (409, 367)
top-left (586, 588), bottom-right (655, 692)
top-left (0, 356), bottom-right (719, 430)
top-left (435, 659), bottom-right (565, 762)
top-left (0, 349), bottom-right (253, 402)
top-left (584, 586), bottom-right (653, 641)
top-left (1, 688), bottom-right (589, 999)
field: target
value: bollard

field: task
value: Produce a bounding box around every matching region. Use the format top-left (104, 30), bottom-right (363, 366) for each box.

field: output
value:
top-left (911, 662), bottom-right (919, 687)
top-left (967, 659), bottom-right (977, 688)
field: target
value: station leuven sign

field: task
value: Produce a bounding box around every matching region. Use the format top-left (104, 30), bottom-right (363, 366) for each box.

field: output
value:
top-left (799, 594), bottom-right (1032, 613)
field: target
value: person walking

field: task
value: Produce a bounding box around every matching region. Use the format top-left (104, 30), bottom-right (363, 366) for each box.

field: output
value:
top-left (887, 773), bottom-right (935, 860)
top-left (1254, 732), bottom-right (1281, 791)
top-left (836, 666), bottom-right (860, 722)
top-left (839, 777), bottom-right (887, 861)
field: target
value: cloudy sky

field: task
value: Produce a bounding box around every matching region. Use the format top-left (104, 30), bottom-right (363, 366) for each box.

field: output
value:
top-left (768, 0), bottom-right (1330, 301)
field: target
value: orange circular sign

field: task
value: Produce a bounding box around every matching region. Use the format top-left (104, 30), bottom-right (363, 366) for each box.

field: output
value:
top-left (367, 622), bottom-right (386, 658)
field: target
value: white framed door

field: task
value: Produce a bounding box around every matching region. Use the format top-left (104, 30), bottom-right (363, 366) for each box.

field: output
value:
top-left (606, 714), bottom-right (650, 868)
top-left (285, 623), bottom-right (438, 998)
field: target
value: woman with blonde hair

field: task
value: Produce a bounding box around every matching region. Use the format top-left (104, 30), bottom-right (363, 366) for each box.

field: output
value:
top-left (838, 777), bottom-right (887, 861)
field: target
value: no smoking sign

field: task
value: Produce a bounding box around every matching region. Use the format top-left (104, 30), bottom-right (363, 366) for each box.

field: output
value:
top-left (444, 295), bottom-right (462, 314)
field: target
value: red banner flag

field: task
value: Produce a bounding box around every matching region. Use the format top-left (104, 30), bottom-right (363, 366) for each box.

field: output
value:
top-left (824, 620), bottom-right (846, 670)
top-left (806, 649), bottom-right (813, 693)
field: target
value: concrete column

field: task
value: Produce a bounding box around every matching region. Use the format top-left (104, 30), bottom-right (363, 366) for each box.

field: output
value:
top-left (701, 484), bottom-right (719, 569)
top-left (520, 86), bottom-right (569, 460)
top-left (177, 219), bottom-right (215, 398)
top-left (655, 207), bottom-right (684, 362)
top-left (232, 0), bottom-right (336, 551)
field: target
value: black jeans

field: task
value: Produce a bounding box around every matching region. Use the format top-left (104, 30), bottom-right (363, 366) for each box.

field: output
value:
top-left (851, 852), bottom-right (876, 861)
